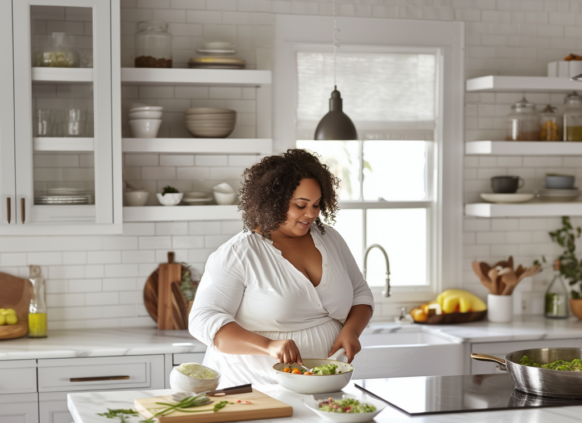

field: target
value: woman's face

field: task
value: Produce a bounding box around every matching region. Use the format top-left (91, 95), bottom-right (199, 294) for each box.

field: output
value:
top-left (277, 178), bottom-right (322, 238)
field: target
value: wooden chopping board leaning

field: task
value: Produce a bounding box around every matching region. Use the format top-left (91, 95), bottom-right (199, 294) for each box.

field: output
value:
top-left (134, 388), bottom-right (293, 422)
top-left (0, 272), bottom-right (33, 340)
top-left (471, 256), bottom-right (541, 296)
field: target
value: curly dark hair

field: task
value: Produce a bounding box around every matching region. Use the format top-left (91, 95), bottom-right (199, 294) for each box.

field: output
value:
top-left (238, 149), bottom-right (340, 239)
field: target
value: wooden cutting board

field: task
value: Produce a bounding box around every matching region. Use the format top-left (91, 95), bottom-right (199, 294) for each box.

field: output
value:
top-left (0, 272), bottom-right (33, 340)
top-left (134, 389), bottom-right (293, 423)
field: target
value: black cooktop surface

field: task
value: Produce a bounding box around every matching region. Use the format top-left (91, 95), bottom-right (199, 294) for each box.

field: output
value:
top-left (355, 374), bottom-right (582, 416)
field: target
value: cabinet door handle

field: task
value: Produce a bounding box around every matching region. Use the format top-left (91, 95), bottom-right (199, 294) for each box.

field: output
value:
top-left (21, 198), bottom-right (25, 223)
top-left (70, 375), bottom-right (130, 382)
top-left (6, 198), bottom-right (10, 224)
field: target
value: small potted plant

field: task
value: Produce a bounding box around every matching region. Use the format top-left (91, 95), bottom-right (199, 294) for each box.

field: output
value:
top-left (539, 217), bottom-right (582, 319)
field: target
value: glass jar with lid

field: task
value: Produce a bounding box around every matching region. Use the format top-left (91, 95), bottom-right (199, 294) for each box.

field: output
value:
top-left (564, 91), bottom-right (582, 141)
top-left (539, 105), bottom-right (563, 141)
top-left (134, 21), bottom-right (172, 68)
top-left (506, 97), bottom-right (539, 141)
top-left (34, 32), bottom-right (80, 68)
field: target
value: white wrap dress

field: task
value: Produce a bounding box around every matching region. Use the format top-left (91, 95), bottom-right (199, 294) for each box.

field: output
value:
top-left (189, 225), bottom-right (374, 387)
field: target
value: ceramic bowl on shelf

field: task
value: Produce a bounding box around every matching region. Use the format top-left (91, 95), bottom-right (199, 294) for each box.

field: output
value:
top-left (536, 188), bottom-right (581, 202)
top-left (156, 193), bottom-right (183, 206)
top-left (129, 110), bottom-right (163, 120)
top-left (480, 193), bottom-right (535, 203)
top-left (185, 107), bottom-right (236, 115)
top-left (129, 119), bottom-right (162, 138)
top-left (545, 174), bottom-right (575, 189)
top-left (213, 183), bottom-right (237, 205)
top-left (129, 104), bottom-right (163, 112)
top-left (124, 191), bottom-right (149, 207)
top-left (182, 191), bottom-right (212, 205)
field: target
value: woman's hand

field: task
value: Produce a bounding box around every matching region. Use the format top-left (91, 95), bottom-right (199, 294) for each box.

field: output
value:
top-left (268, 339), bottom-right (303, 365)
top-left (329, 329), bottom-right (361, 363)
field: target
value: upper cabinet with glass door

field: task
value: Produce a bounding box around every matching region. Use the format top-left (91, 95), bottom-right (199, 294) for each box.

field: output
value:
top-left (4, 0), bottom-right (121, 235)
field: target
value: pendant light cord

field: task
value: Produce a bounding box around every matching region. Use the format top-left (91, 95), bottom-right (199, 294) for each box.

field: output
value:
top-left (333, 0), bottom-right (339, 89)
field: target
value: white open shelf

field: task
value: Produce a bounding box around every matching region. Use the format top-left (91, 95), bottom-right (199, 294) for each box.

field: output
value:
top-left (122, 138), bottom-right (271, 155)
top-left (121, 68), bottom-right (271, 86)
top-left (32, 67), bottom-right (93, 83)
top-left (466, 202), bottom-right (582, 217)
top-left (465, 141), bottom-right (582, 155)
top-left (123, 205), bottom-right (241, 222)
top-left (466, 75), bottom-right (582, 92)
top-left (34, 138), bottom-right (94, 152)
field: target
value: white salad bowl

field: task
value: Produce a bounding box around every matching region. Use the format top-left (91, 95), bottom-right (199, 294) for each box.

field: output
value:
top-left (169, 364), bottom-right (220, 395)
top-left (124, 191), bottom-right (149, 207)
top-left (129, 119), bottom-right (162, 138)
top-left (156, 193), bottom-right (183, 206)
top-left (303, 393), bottom-right (386, 423)
top-left (129, 110), bottom-right (163, 120)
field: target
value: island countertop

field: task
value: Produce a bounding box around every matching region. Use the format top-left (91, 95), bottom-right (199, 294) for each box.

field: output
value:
top-left (67, 382), bottom-right (582, 423)
top-left (2, 316), bottom-right (582, 361)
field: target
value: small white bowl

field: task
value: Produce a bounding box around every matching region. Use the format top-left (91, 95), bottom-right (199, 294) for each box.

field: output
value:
top-left (214, 191), bottom-right (237, 205)
top-left (157, 193), bottom-right (183, 206)
top-left (203, 41), bottom-right (235, 50)
top-left (169, 365), bottom-right (220, 395)
top-left (304, 393), bottom-right (387, 423)
top-left (129, 104), bottom-right (163, 112)
top-left (129, 119), bottom-right (162, 138)
top-left (129, 110), bottom-right (163, 120)
top-left (124, 191), bottom-right (149, 207)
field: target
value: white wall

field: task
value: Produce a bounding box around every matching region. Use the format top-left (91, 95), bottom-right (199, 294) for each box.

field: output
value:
top-left (2, 0), bottom-right (580, 329)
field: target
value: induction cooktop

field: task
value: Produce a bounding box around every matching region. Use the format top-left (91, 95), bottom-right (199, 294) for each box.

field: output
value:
top-left (355, 374), bottom-right (582, 416)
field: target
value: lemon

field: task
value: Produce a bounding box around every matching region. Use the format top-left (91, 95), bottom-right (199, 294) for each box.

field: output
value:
top-left (6, 315), bottom-right (17, 325)
top-left (0, 309), bottom-right (6, 316)
top-left (0, 315), bottom-right (5, 325)
top-left (5, 308), bottom-right (15, 316)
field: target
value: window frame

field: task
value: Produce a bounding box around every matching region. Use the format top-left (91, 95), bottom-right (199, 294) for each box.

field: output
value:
top-left (274, 15), bottom-right (464, 307)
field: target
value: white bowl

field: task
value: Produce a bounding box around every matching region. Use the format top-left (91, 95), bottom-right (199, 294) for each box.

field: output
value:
top-left (129, 110), bottom-right (163, 120)
top-left (203, 41), bottom-right (235, 50)
top-left (303, 393), bottom-right (387, 423)
top-left (169, 365), bottom-right (220, 395)
top-left (156, 193), bottom-right (183, 206)
top-left (185, 115), bottom-right (236, 122)
top-left (185, 107), bottom-right (235, 115)
top-left (129, 119), bottom-right (162, 138)
top-left (184, 191), bottom-right (208, 199)
top-left (214, 191), bottom-right (237, 205)
top-left (480, 193), bottom-right (534, 204)
top-left (129, 104), bottom-right (163, 112)
top-left (124, 191), bottom-right (149, 207)
top-left (186, 125), bottom-right (235, 138)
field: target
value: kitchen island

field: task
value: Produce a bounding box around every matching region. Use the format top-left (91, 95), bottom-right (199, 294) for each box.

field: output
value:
top-left (68, 381), bottom-right (582, 423)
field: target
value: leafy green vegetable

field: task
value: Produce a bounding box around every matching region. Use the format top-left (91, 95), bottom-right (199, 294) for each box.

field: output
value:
top-left (96, 408), bottom-right (138, 422)
top-left (312, 363), bottom-right (339, 375)
top-left (179, 265), bottom-right (197, 301)
top-left (318, 398), bottom-right (376, 413)
top-left (161, 185), bottom-right (179, 196)
top-left (140, 394), bottom-right (214, 423)
top-left (520, 355), bottom-right (582, 371)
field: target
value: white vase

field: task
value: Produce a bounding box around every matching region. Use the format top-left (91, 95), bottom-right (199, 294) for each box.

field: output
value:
top-left (488, 294), bottom-right (513, 323)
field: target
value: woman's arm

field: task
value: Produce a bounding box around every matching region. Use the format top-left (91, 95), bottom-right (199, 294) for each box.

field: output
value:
top-left (214, 322), bottom-right (304, 364)
top-left (328, 304), bottom-right (372, 362)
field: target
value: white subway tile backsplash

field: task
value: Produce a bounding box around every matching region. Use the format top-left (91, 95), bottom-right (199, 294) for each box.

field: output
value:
top-left (160, 155), bottom-right (195, 166)
top-left (0, 253), bottom-right (27, 267)
top-left (122, 250), bottom-right (156, 264)
top-left (189, 221), bottom-right (222, 235)
top-left (87, 251), bottom-right (121, 264)
top-left (156, 222), bottom-right (189, 235)
top-left (69, 279), bottom-right (102, 293)
top-left (195, 155), bottom-right (228, 166)
top-left (173, 236), bottom-right (205, 249)
top-left (105, 264), bottom-right (140, 278)
top-left (86, 293), bottom-right (120, 306)
top-left (123, 223), bottom-right (156, 236)
top-left (140, 236), bottom-right (172, 250)
top-left (27, 252), bottom-right (62, 266)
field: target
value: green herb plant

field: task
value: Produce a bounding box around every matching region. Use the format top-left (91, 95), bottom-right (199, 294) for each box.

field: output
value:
top-left (96, 408), bottom-right (139, 423)
top-left (536, 216), bottom-right (582, 299)
top-left (161, 185), bottom-right (179, 196)
top-left (179, 264), bottom-right (197, 302)
top-left (140, 395), bottom-right (230, 423)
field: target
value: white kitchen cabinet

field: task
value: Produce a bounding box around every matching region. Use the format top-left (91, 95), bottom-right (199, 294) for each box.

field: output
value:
top-left (0, 0), bottom-right (122, 235)
top-left (0, 360), bottom-right (37, 395)
top-left (470, 338), bottom-right (582, 374)
top-left (0, 393), bottom-right (39, 423)
top-left (39, 393), bottom-right (72, 423)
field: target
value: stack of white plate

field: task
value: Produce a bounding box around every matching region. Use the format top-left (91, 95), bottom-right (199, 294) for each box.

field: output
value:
top-left (536, 188), bottom-right (581, 202)
top-left (182, 191), bottom-right (213, 205)
top-left (128, 105), bottom-right (163, 138)
top-left (185, 107), bottom-right (236, 138)
top-left (196, 41), bottom-right (236, 55)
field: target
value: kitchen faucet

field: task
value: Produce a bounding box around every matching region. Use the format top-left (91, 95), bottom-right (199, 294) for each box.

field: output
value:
top-left (363, 244), bottom-right (391, 297)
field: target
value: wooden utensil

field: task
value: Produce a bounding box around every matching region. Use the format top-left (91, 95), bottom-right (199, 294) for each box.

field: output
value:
top-left (143, 259), bottom-right (194, 328)
top-left (135, 388), bottom-right (293, 423)
top-left (472, 260), bottom-right (493, 292)
top-left (499, 267), bottom-right (518, 296)
top-left (488, 268), bottom-right (500, 295)
top-left (158, 252), bottom-right (183, 330)
top-left (0, 272), bottom-right (33, 340)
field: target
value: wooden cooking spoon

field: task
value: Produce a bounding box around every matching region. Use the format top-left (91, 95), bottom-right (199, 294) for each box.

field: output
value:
top-left (498, 267), bottom-right (518, 296)
top-left (472, 260), bottom-right (493, 293)
top-left (488, 268), bottom-right (500, 295)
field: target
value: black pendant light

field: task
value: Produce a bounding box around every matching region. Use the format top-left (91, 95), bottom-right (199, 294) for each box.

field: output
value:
top-left (314, 0), bottom-right (357, 141)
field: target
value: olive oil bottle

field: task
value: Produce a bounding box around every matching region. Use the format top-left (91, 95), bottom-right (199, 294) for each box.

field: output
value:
top-left (545, 260), bottom-right (569, 319)
top-left (28, 265), bottom-right (47, 338)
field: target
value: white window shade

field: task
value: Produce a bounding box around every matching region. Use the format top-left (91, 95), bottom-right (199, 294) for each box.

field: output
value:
top-left (297, 52), bottom-right (436, 138)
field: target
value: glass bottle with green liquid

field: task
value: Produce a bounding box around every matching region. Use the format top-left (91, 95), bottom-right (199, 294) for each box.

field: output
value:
top-left (545, 260), bottom-right (569, 319)
top-left (28, 265), bottom-right (47, 338)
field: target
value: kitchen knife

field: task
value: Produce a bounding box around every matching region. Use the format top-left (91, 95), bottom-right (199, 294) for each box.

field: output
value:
top-left (206, 383), bottom-right (253, 396)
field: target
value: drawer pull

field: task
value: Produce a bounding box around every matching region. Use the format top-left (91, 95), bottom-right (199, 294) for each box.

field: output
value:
top-left (70, 375), bottom-right (130, 382)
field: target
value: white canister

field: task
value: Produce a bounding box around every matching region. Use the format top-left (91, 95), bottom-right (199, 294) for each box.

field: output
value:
top-left (488, 294), bottom-right (513, 323)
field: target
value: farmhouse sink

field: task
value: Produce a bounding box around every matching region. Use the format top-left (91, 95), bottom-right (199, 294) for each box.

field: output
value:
top-left (351, 325), bottom-right (464, 379)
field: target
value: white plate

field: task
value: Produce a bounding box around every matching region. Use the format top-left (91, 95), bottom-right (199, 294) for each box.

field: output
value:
top-left (197, 49), bottom-right (236, 54)
top-left (181, 197), bottom-right (212, 205)
top-left (304, 393), bottom-right (387, 423)
top-left (480, 193), bottom-right (535, 203)
top-left (202, 41), bottom-right (235, 50)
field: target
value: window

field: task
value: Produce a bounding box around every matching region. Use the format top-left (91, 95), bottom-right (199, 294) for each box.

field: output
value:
top-left (275, 16), bottom-right (464, 303)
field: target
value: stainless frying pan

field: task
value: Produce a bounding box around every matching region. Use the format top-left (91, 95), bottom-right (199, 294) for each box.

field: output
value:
top-left (472, 348), bottom-right (582, 399)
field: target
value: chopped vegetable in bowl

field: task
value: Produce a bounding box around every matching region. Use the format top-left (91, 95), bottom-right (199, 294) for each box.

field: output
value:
top-left (312, 363), bottom-right (339, 375)
top-left (520, 355), bottom-right (582, 371)
top-left (176, 363), bottom-right (217, 379)
top-left (318, 398), bottom-right (377, 413)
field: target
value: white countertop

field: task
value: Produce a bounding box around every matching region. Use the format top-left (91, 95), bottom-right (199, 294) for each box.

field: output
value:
top-left (67, 382), bottom-right (582, 423)
top-left (2, 316), bottom-right (582, 361)
top-left (0, 327), bottom-right (205, 360)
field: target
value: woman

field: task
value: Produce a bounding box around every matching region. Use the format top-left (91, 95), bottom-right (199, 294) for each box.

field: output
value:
top-left (190, 149), bottom-right (374, 386)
